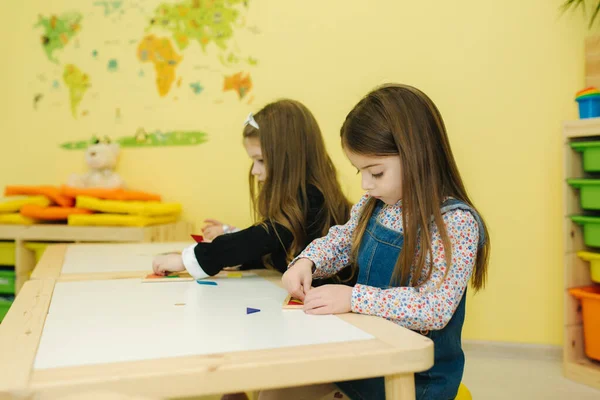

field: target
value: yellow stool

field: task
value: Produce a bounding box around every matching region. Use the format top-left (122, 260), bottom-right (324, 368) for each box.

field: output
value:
top-left (455, 383), bottom-right (472, 400)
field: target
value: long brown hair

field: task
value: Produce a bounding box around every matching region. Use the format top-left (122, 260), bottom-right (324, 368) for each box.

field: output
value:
top-left (243, 99), bottom-right (351, 262)
top-left (342, 84), bottom-right (490, 291)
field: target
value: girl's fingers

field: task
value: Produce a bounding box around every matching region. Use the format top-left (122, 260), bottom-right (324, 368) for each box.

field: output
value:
top-left (303, 295), bottom-right (324, 311)
top-left (305, 305), bottom-right (330, 315)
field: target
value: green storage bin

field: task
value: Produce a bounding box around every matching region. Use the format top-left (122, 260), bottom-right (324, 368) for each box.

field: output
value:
top-left (24, 242), bottom-right (49, 264)
top-left (0, 295), bottom-right (14, 323)
top-left (571, 141), bottom-right (600, 172)
top-left (0, 241), bottom-right (15, 266)
top-left (571, 216), bottom-right (600, 247)
top-left (568, 179), bottom-right (600, 210)
top-left (0, 268), bottom-right (15, 295)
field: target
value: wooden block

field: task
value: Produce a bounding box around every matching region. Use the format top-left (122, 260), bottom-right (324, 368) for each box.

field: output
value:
top-left (282, 294), bottom-right (304, 309)
top-left (142, 272), bottom-right (194, 283)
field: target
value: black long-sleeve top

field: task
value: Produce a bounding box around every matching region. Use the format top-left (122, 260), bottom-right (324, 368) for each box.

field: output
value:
top-left (190, 185), bottom-right (328, 276)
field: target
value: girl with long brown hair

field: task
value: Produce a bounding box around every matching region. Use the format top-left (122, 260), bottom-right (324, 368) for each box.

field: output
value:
top-left (152, 99), bottom-right (352, 282)
top-left (278, 84), bottom-right (490, 400)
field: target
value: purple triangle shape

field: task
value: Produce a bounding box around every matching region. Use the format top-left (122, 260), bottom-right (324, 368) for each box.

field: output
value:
top-left (246, 307), bottom-right (260, 314)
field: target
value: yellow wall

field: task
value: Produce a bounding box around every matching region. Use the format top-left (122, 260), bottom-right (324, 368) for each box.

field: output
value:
top-left (0, 1), bottom-right (588, 345)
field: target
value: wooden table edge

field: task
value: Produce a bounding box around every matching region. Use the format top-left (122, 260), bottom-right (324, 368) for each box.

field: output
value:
top-left (4, 259), bottom-right (434, 399)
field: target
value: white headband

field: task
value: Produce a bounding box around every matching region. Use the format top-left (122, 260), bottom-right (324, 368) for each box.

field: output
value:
top-left (244, 112), bottom-right (260, 129)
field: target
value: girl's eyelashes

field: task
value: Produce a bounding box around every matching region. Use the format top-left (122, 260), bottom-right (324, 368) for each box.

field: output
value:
top-left (355, 168), bottom-right (383, 178)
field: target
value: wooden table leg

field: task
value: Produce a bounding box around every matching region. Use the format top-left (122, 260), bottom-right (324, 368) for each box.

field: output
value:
top-left (385, 373), bottom-right (415, 399)
top-left (15, 239), bottom-right (36, 294)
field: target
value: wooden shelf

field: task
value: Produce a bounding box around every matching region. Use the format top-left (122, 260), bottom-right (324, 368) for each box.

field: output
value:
top-left (564, 357), bottom-right (600, 391)
top-left (563, 119), bottom-right (600, 390)
top-left (564, 117), bottom-right (600, 139)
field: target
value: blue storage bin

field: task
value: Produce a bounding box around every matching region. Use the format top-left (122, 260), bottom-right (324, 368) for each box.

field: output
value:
top-left (577, 95), bottom-right (600, 119)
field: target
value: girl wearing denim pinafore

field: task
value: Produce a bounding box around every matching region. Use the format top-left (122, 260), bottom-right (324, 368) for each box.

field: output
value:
top-left (275, 84), bottom-right (490, 400)
top-left (335, 198), bottom-right (486, 400)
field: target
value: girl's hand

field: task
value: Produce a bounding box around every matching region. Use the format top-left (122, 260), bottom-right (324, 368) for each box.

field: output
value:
top-left (282, 258), bottom-right (314, 301)
top-left (202, 219), bottom-right (225, 240)
top-left (303, 284), bottom-right (353, 315)
top-left (152, 254), bottom-right (185, 276)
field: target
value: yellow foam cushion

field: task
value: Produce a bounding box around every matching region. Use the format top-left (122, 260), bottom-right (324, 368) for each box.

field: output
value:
top-left (75, 196), bottom-right (182, 216)
top-left (5, 186), bottom-right (73, 207)
top-left (68, 213), bottom-right (178, 227)
top-left (0, 196), bottom-right (50, 213)
top-left (0, 213), bottom-right (37, 225)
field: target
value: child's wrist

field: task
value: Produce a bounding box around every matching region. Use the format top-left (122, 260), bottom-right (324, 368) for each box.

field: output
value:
top-left (302, 258), bottom-right (316, 273)
top-left (222, 224), bottom-right (236, 234)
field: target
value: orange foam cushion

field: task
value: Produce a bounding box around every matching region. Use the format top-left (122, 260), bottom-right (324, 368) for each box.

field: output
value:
top-left (61, 186), bottom-right (161, 201)
top-left (20, 204), bottom-right (93, 221)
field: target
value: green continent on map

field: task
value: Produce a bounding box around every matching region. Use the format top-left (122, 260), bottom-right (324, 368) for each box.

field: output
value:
top-left (148, 0), bottom-right (246, 51)
top-left (35, 13), bottom-right (83, 63)
top-left (63, 65), bottom-right (90, 118)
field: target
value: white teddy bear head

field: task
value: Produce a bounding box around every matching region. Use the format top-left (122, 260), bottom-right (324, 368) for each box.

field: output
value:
top-left (85, 142), bottom-right (120, 170)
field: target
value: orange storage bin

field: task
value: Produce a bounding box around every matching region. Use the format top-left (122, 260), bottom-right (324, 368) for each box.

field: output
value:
top-left (569, 285), bottom-right (600, 361)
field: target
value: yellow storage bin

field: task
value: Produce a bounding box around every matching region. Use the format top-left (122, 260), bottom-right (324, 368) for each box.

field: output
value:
top-left (76, 196), bottom-right (182, 216)
top-left (577, 251), bottom-right (600, 283)
top-left (0, 242), bottom-right (15, 266)
top-left (24, 242), bottom-right (50, 264)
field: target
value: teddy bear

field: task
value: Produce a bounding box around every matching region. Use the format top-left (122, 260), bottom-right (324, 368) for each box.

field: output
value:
top-left (67, 139), bottom-right (125, 189)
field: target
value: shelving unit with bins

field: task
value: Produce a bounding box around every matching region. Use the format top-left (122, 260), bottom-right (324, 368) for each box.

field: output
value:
top-left (563, 117), bottom-right (600, 390)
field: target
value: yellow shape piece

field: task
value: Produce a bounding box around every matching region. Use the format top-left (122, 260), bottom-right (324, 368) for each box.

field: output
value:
top-left (75, 196), bottom-right (182, 216)
top-left (227, 272), bottom-right (243, 278)
top-left (68, 213), bottom-right (178, 227)
top-left (0, 196), bottom-right (50, 213)
top-left (0, 213), bottom-right (37, 225)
